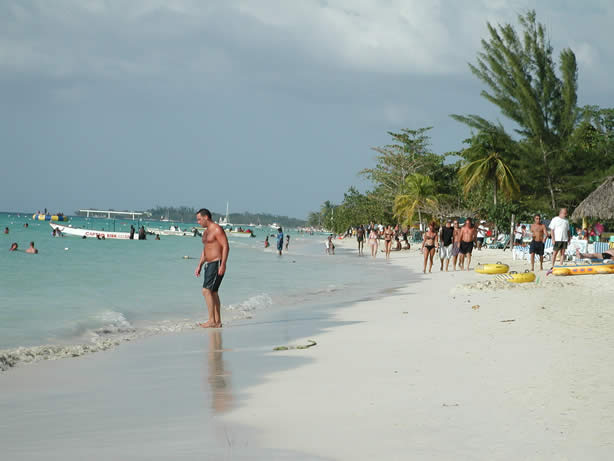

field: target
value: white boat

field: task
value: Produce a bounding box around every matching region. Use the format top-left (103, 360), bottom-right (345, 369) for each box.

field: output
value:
top-left (228, 228), bottom-right (256, 238)
top-left (145, 226), bottom-right (198, 237)
top-left (50, 223), bottom-right (139, 240)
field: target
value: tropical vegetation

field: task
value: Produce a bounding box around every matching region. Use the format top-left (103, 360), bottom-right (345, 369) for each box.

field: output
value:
top-left (310, 10), bottom-right (614, 233)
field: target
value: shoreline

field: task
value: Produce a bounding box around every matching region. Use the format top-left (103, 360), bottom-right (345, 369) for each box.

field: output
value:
top-left (0, 232), bottom-right (403, 372)
top-left (2, 238), bottom-right (613, 459)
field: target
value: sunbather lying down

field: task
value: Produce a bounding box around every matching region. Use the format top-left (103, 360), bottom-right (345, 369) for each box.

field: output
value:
top-left (576, 248), bottom-right (614, 260)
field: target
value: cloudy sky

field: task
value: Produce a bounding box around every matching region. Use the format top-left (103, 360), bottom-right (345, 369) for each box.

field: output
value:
top-left (1, 0), bottom-right (613, 218)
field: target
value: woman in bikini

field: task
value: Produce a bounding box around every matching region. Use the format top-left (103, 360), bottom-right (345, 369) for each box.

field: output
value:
top-left (383, 225), bottom-right (394, 260)
top-left (451, 220), bottom-right (461, 271)
top-left (368, 227), bottom-right (379, 258)
top-left (421, 221), bottom-right (439, 273)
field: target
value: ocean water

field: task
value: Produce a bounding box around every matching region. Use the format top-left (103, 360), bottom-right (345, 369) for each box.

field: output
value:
top-left (0, 212), bottom-right (407, 367)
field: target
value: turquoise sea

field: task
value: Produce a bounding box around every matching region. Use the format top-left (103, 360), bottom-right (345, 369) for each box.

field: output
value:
top-left (0, 212), bottom-right (406, 367)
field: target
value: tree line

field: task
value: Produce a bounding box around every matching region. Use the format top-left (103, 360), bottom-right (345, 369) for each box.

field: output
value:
top-left (147, 206), bottom-right (306, 228)
top-left (310, 11), bottom-right (614, 234)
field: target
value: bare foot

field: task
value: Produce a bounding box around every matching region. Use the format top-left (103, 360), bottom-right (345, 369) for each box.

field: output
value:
top-left (198, 321), bottom-right (216, 328)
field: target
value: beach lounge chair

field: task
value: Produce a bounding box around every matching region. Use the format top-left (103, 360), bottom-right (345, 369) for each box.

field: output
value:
top-left (593, 241), bottom-right (610, 255)
top-left (411, 230), bottom-right (423, 243)
top-left (543, 238), bottom-right (553, 261)
top-left (488, 233), bottom-right (509, 249)
top-left (512, 245), bottom-right (530, 261)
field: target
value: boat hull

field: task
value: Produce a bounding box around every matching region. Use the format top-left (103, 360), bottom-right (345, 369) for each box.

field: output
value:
top-left (50, 223), bottom-right (137, 240)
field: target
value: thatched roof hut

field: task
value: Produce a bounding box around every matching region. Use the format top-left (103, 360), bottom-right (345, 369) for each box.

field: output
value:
top-left (572, 176), bottom-right (614, 220)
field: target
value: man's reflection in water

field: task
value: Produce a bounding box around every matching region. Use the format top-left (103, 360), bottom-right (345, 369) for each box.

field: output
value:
top-left (205, 329), bottom-right (233, 413)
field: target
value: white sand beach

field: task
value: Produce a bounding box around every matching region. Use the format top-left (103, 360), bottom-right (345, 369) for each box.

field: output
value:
top-left (224, 239), bottom-right (614, 459)
top-left (2, 239), bottom-right (614, 460)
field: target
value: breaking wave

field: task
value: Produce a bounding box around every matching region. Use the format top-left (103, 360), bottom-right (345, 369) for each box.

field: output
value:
top-left (1, 295), bottom-right (274, 372)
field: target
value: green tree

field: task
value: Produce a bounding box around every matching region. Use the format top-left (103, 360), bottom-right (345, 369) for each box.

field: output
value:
top-left (458, 130), bottom-right (519, 207)
top-left (360, 127), bottom-right (442, 209)
top-left (452, 10), bottom-right (578, 210)
top-left (393, 173), bottom-right (438, 229)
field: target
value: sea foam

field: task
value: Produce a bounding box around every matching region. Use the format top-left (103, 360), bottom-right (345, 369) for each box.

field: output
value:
top-left (0, 295), bottom-right (273, 372)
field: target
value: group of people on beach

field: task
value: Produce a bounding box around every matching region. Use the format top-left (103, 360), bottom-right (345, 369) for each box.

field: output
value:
top-left (345, 207), bottom-right (600, 274)
top-left (354, 223), bottom-right (410, 260)
top-left (419, 218), bottom-right (480, 273)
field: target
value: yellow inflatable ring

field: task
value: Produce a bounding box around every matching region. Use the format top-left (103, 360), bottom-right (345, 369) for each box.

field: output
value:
top-left (496, 270), bottom-right (536, 283)
top-left (475, 262), bottom-right (509, 274)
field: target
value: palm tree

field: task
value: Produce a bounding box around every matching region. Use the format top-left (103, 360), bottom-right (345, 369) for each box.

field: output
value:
top-left (393, 173), bottom-right (437, 230)
top-left (458, 131), bottom-right (519, 206)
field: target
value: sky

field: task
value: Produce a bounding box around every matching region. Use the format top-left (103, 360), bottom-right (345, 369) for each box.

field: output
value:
top-left (1, 0), bottom-right (613, 219)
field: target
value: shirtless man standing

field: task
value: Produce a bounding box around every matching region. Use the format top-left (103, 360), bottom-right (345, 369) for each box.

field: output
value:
top-left (529, 214), bottom-right (547, 271)
top-left (195, 208), bottom-right (229, 328)
top-left (458, 218), bottom-right (476, 271)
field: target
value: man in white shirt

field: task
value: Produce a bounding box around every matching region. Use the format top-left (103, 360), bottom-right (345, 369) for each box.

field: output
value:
top-left (476, 221), bottom-right (488, 250)
top-left (548, 208), bottom-right (571, 267)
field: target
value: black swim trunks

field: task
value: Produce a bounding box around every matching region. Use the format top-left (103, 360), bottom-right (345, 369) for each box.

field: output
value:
top-left (459, 241), bottom-right (474, 254)
top-left (553, 241), bottom-right (568, 251)
top-left (203, 260), bottom-right (224, 292)
top-left (529, 240), bottom-right (545, 256)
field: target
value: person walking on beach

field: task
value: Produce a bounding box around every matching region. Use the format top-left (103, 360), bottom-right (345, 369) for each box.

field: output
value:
top-left (368, 227), bottom-right (378, 258)
top-left (195, 208), bottom-right (229, 328)
top-left (451, 220), bottom-right (461, 271)
top-left (276, 227), bottom-right (284, 255)
top-left (383, 225), bottom-right (394, 260)
top-left (326, 235), bottom-right (335, 255)
top-left (138, 226), bottom-right (146, 240)
top-left (285, 234), bottom-right (290, 251)
top-left (549, 208), bottom-right (571, 267)
top-left (356, 225), bottom-right (365, 256)
top-left (264, 236), bottom-right (270, 248)
top-left (529, 214), bottom-right (547, 271)
top-left (25, 241), bottom-right (38, 254)
top-left (421, 221), bottom-right (439, 273)
top-left (458, 218), bottom-right (476, 271)
top-left (129, 225), bottom-right (135, 240)
top-left (439, 219), bottom-right (454, 271)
